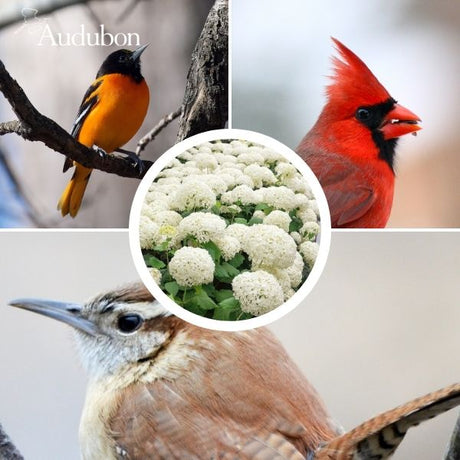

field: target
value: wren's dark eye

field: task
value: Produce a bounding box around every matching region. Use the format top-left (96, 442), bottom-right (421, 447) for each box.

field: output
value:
top-left (117, 314), bottom-right (143, 333)
top-left (356, 107), bottom-right (371, 121)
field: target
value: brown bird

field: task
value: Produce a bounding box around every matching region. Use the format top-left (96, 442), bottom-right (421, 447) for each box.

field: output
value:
top-left (9, 284), bottom-right (460, 459)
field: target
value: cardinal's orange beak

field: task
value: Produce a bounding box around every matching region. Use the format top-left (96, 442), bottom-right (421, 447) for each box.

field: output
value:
top-left (380, 103), bottom-right (421, 140)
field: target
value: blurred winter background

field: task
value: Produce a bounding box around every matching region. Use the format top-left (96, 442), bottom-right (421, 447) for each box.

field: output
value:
top-left (0, 231), bottom-right (459, 459)
top-left (0, 0), bottom-right (215, 227)
top-left (232, 0), bottom-right (460, 227)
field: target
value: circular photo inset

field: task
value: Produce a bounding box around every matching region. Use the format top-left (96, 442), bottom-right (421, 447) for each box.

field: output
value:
top-left (129, 129), bottom-right (331, 331)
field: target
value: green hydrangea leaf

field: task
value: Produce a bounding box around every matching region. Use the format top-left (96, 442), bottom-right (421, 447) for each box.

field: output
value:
top-left (144, 255), bottom-right (166, 269)
top-left (164, 281), bottom-right (180, 297)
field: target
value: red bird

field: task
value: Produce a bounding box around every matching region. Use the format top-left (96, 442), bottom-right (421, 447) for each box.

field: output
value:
top-left (297, 38), bottom-right (421, 228)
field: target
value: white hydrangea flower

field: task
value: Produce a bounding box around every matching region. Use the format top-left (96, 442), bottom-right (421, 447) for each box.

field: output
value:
top-left (242, 224), bottom-right (297, 269)
top-left (232, 270), bottom-right (284, 316)
top-left (177, 151), bottom-right (194, 161)
top-left (156, 177), bottom-right (181, 186)
top-left (221, 185), bottom-right (259, 205)
top-left (194, 153), bottom-right (218, 170)
top-left (168, 247), bottom-right (215, 287)
top-left (219, 204), bottom-right (242, 215)
top-left (294, 193), bottom-right (310, 210)
top-left (300, 221), bottom-right (320, 239)
top-left (236, 152), bottom-right (265, 165)
top-left (263, 210), bottom-right (292, 232)
top-left (262, 186), bottom-right (298, 211)
top-left (299, 241), bottom-right (319, 270)
top-left (156, 224), bottom-right (180, 248)
top-left (152, 183), bottom-right (180, 195)
top-left (275, 162), bottom-right (297, 179)
top-left (212, 234), bottom-right (241, 261)
top-left (309, 199), bottom-right (320, 217)
top-left (258, 147), bottom-right (284, 163)
top-left (196, 145), bottom-right (213, 155)
top-left (139, 216), bottom-right (160, 249)
top-left (216, 153), bottom-right (237, 164)
top-left (283, 176), bottom-right (309, 194)
top-left (149, 267), bottom-right (162, 285)
top-left (170, 181), bottom-right (216, 212)
top-left (243, 164), bottom-right (277, 188)
top-left (144, 190), bottom-right (169, 205)
top-left (252, 210), bottom-right (266, 220)
top-left (285, 252), bottom-right (305, 288)
top-left (298, 208), bottom-right (318, 224)
top-left (150, 210), bottom-right (182, 227)
top-left (177, 212), bottom-right (226, 243)
top-left (210, 141), bottom-right (228, 152)
top-left (290, 231), bottom-right (302, 244)
top-left (264, 267), bottom-right (292, 301)
top-left (225, 223), bottom-right (249, 241)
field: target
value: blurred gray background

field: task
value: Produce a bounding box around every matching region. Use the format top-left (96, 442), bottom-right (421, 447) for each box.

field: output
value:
top-left (232, 0), bottom-right (460, 227)
top-left (0, 0), bottom-right (214, 227)
top-left (0, 231), bottom-right (458, 459)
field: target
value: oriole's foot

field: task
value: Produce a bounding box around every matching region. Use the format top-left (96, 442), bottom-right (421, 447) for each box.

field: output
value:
top-left (92, 145), bottom-right (107, 158)
top-left (115, 148), bottom-right (144, 175)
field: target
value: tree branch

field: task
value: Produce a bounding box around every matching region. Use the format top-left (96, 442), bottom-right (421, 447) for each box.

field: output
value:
top-left (0, 59), bottom-right (152, 178)
top-left (176, 0), bottom-right (228, 141)
top-left (0, 423), bottom-right (23, 460)
top-left (136, 108), bottom-right (182, 157)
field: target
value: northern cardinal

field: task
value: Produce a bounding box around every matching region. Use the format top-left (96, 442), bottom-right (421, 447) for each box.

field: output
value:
top-left (58, 45), bottom-right (149, 218)
top-left (10, 283), bottom-right (460, 459)
top-left (297, 38), bottom-right (421, 228)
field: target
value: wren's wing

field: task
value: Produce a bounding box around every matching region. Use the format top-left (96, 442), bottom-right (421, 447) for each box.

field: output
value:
top-left (108, 328), bottom-right (337, 459)
top-left (63, 79), bottom-right (101, 172)
top-left (314, 383), bottom-right (460, 459)
top-left (304, 152), bottom-right (376, 228)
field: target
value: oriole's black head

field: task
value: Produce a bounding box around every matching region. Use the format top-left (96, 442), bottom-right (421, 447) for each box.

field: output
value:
top-left (96, 44), bottom-right (148, 83)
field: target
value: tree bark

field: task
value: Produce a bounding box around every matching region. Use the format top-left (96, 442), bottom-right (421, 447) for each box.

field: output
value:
top-left (176, 0), bottom-right (228, 141)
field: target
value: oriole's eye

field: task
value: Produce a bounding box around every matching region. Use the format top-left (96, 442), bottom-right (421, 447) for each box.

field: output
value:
top-left (356, 107), bottom-right (371, 121)
top-left (117, 314), bottom-right (143, 333)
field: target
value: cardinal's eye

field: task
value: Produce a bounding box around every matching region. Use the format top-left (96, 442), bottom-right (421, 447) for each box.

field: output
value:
top-left (356, 107), bottom-right (371, 121)
top-left (117, 314), bottom-right (143, 333)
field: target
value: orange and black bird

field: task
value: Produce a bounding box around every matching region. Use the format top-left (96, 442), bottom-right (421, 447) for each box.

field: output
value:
top-left (58, 45), bottom-right (150, 218)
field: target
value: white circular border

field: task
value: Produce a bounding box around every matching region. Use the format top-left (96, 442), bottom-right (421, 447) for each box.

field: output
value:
top-left (129, 129), bottom-right (331, 331)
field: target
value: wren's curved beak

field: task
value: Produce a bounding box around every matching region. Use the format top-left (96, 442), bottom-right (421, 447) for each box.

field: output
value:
top-left (9, 298), bottom-right (100, 337)
top-left (380, 103), bottom-right (421, 140)
top-left (131, 43), bottom-right (149, 62)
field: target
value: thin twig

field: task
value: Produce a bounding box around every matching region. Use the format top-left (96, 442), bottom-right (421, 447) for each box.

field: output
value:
top-left (136, 108), bottom-right (182, 157)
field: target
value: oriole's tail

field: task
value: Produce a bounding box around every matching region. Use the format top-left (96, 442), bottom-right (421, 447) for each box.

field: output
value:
top-left (57, 164), bottom-right (92, 218)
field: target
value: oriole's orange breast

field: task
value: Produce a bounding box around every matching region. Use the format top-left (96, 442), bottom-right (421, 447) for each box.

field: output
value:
top-left (78, 74), bottom-right (149, 153)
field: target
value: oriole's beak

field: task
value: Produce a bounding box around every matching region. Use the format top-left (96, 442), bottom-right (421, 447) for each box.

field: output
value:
top-left (131, 43), bottom-right (149, 62)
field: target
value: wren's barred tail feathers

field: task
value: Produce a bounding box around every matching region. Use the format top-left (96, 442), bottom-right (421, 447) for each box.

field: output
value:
top-left (315, 383), bottom-right (460, 459)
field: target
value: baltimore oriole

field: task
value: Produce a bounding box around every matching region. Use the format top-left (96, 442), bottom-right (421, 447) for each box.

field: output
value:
top-left (58, 44), bottom-right (150, 218)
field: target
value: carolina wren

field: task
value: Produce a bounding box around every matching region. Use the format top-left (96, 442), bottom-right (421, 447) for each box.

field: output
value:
top-left (9, 283), bottom-right (460, 459)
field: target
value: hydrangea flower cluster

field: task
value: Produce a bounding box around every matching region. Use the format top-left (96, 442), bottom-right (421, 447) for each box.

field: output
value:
top-left (140, 139), bottom-right (321, 320)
